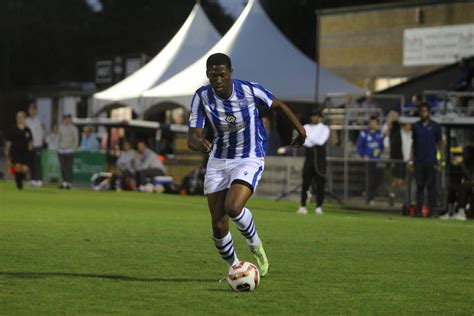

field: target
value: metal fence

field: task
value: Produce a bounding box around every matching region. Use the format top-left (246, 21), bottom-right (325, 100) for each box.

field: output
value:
top-left (256, 156), bottom-right (423, 210)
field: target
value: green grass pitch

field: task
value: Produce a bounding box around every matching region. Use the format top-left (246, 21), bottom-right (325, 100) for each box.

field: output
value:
top-left (0, 181), bottom-right (473, 314)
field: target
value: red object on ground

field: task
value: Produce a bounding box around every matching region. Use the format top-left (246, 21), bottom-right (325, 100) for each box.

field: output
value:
top-left (422, 206), bottom-right (429, 218)
top-left (8, 165), bottom-right (16, 176)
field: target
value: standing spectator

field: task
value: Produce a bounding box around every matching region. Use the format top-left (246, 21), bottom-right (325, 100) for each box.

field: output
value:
top-left (357, 116), bottom-right (384, 205)
top-left (4, 111), bottom-right (33, 190)
top-left (58, 114), bottom-right (79, 189)
top-left (409, 103), bottom-right (443, 217)
top-left (134, 140), bottom-right (167, 189)
top-left (45, 124), bottom-right (59, 151)
top-left (297, 108), bottom-right (330, 215)
top-left (79, 126), bottom-right (100, 152)
top-left (25, 103), bottom-right (46, 187)
top-left (388, 119), bottom-right (413, 205)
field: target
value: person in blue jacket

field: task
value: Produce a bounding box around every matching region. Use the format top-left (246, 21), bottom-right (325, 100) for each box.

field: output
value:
top-left (357, 116), bottom-right (385, 204)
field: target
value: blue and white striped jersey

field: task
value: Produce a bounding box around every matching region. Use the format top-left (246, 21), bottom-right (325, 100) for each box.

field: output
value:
top-left (189, 79), bottom-right (274, 159)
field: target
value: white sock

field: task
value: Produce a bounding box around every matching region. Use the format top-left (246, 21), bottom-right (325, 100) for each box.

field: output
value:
top-left (213, 232), bottom-right (239, 267)
top-left (231, 207), bottom-right (261, 247)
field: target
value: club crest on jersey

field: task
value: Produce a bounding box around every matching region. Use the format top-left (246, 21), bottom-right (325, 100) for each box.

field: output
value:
top-left (225, 114), bottom-right (236, 124)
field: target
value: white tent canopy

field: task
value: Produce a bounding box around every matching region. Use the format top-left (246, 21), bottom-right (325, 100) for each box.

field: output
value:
top-left (142, 0), bottom-right (363, 110)
top-left (92, 3), bottom-right (221, 116)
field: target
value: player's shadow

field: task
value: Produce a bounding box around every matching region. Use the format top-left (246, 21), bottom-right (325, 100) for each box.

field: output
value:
top-left (0, 271), bottom-right (216, 283)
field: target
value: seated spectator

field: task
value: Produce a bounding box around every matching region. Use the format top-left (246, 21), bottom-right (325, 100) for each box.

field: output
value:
top-left (113, 140), bottom-right (137, 190)
top-left (134, 140), bottom-right (167, 190)
top-left (441, 145), bottom-right (474, 221)
top-left (79, 126), bottom-right (100, 152)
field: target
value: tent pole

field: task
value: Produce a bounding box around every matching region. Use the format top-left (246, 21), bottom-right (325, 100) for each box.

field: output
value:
top-left (314, 9), bottom-right (321, 105)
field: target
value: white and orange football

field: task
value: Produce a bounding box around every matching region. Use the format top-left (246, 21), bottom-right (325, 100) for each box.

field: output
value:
top-left (227, 261), bottom-right (260, 292)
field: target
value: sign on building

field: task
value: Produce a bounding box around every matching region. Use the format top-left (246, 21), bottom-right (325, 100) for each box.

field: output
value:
top-left (95, 60), bottom-right (113, 84)
top-left (403, 23), bottom-right (474, 66)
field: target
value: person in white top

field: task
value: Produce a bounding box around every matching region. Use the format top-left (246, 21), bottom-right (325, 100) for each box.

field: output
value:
top-left (45, 124), bottom-right (59, 151)
top-left (25, 103), bottom-right (46, 187)
top-left (297, 108), bottom-right (331, 215)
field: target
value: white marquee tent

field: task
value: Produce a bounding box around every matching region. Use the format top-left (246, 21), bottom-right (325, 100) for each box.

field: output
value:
top-left (92, 3), bottom-right (221, 116)
top-left (142, 0), bottom-right (363, 110)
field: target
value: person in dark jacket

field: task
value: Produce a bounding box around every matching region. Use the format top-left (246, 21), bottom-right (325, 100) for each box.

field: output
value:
top-left (408, 103), bottom-right (443, 217)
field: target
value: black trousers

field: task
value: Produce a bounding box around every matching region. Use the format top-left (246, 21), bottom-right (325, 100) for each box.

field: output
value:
top-left (366, 161), bottom-right (383, 203)
top-left (301, 146), bottom-right (326, 207)
top-left (414, 164), bottom-right (437, 216)
top-left (30, 147), bottom-right (43, 181)
top-left (58, 153), bottom-right (74, 183)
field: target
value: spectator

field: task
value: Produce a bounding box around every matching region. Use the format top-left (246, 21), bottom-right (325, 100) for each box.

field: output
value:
top-left (409, 103), bottom-right (443, 217)
top-left (405, 94), bottom-right (423, 116)
top-left (262, 117), bottom-right (281, 156)
top-left (45, 124), bottom-right (59, 151)
top-left (58, 114), bottom-right (79, 189)
top-left (25, 103), bottom-right (46, 187)
top-left (79, 126), bottom-right (100, 152)
top-left (134, 140), bottom-right (167, 190)
top-left (441, 145), bottom-right (473, 221)
top-left (357, 116), bottom-right (384, 205)
top-left (114, 140), bottom-right (137, 190)
top-left (453, 58), bottom-right (473, 92)
top-left (297, 108), bottom-right (330, 215)
top-left (4, 111), bottom-right (33, 190)
top-left (388, 117), bottom-right (413, 205)
top-left (455, 145), bottom-right (474, 220)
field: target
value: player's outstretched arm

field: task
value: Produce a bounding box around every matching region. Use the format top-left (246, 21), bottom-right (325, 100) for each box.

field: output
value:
top-left (187, 127), bottom-right (212, 154)
top-left (271, 98), bottom-right (306, 147)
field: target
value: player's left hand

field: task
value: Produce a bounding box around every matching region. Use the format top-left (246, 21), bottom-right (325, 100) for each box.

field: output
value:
top-left (291, 132), bottom-right (306, 147)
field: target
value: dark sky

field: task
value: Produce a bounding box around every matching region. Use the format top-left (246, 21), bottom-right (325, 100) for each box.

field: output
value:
top-left (0, 0), bottom-right (397, 93)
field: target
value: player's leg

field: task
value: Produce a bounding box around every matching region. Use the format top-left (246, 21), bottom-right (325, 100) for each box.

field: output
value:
top-left (14, 162), bottom-right (28, 190)
top-left (298, 158), bottom-right (313, 214)
top-left (14, 163), bottom-right (23, 190)
top-left (207, 189), bottom-right (239, 267)
top-left (58, 153), bottom-right (66, 188)
top-left (414, 165), bottom-right (427, 216)
top-left (225, 182), bottom-right (269, 276)
top-left (315, 174), bottom-right (325, 214)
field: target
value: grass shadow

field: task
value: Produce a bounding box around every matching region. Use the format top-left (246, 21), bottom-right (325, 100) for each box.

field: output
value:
top-left (0, 271), bottom-right (217, 283)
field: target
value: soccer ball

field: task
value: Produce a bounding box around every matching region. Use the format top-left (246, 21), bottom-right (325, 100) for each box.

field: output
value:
top-left (227, 261), bottom-right (260, 292)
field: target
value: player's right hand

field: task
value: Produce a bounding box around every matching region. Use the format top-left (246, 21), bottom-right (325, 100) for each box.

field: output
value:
top-left (199, 139), bottom-right (212, 154)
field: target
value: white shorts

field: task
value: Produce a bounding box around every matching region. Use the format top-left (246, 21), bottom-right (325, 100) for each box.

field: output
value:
top-left (204, 157), bottom-right (265, 195)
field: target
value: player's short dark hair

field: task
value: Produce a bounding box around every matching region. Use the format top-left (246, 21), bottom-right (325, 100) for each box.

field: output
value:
top-left (310, 108), bottom-right (322, 117)
top-left (206, 53), bottom-right (232, 70)
top-left (419, 102), bottom-right (431, 111)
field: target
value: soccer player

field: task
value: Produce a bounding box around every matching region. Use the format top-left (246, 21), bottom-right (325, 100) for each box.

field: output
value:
top-left (4, 111), bottom-right (33, 190)
top-left (187, 53), bottom-right (306, 277)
